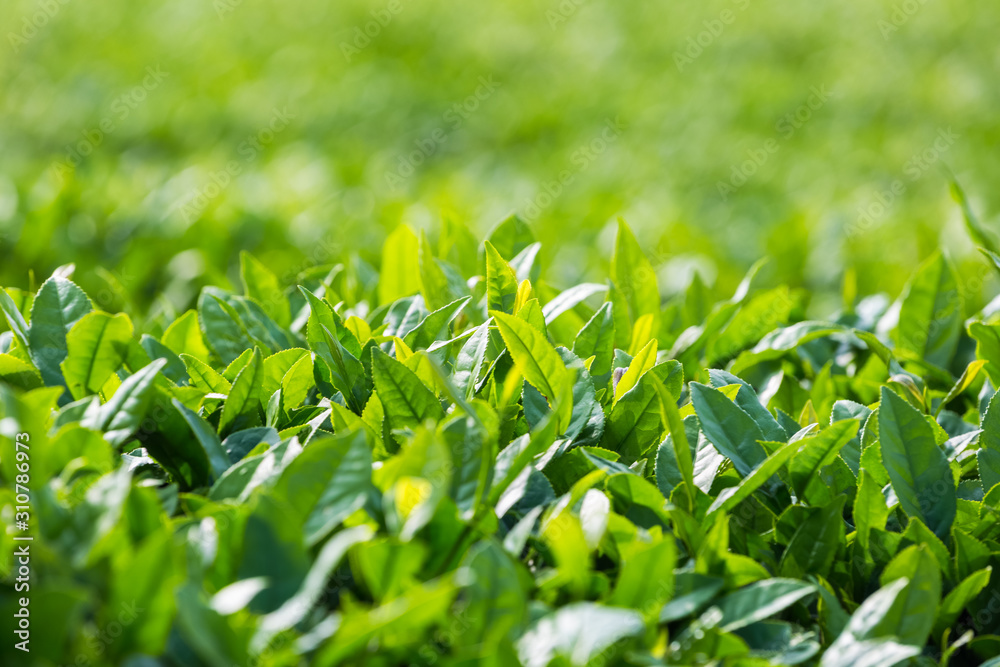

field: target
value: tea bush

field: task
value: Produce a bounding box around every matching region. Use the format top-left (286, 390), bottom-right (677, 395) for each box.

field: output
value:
top-left (4, 215), bottom-right (1000, 665)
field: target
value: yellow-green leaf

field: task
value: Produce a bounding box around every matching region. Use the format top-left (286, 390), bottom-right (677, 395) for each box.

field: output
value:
top-left (61, 311), bottom-right (133, 400)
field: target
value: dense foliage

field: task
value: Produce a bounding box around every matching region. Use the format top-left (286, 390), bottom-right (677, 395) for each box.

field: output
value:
top-left (4, 215), bottom-right (1000, 665)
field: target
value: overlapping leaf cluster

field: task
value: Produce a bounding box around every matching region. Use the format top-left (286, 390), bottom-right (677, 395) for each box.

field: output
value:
top-left (4, 213), bottom-right (1000, 666)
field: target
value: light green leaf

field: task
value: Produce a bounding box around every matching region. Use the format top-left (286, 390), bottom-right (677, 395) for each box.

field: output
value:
top-left (716, 578), bottom-right (817, 631)
top-left (970, 321), bottom-right (1000, 387)
top-left (821, 578), bottom-right (922, 667)
top-left (934, 566), bottom-right (991, 638)
top-left (951, 177), bottom-right (1000, 255)
top-left (91, 359), bottom-right (167, 447)
top-left (175, 584), bottom-right (247, 667)
top-left (937, 359), bottom-right (987, 416)
top-left (0, 354), bottom-right (42, 390)
top-left (402, 295), bottom-right (471, 350)
top-left (280, 352), bottom-right (315, 413)
top-left (371, 345), bottom-right (444, 428)
top-left (878, 545), bottom-right (941, 646)
top-left (602, 361), bottom-right (682, 464)
top-left (418, 230), bottom-right (452, 311)
top-left (440, 412), bottom-right (493, 517)
top-left (198, 287), bottom-right (253, 365)
top-left (707, 286), bottom-right (795, 366)
top-left (492, 310), bottom-right (572, 427)
top-left (260, 348), bottom-right (310, 401)
top-left (301, 286), bottom-right (361, 355)
top-left (485, 240), bottom-right (519, 315)
top-left (486, 213), bottom-right (535, 261)
top-left (895, 252), bottom-right (962, 368)
top-left (731, 321), bottom-right (846, 374)
top-left (273, 430), bottom-right (372, 546)
top-left (61, 311), bottom-right (133, 399)
top-left (241, 250), bottom-right (290, 329)
top-left (490, 416), bottom-right (558, 505)
top-left (608, 537), bottom-right (675, 616)
top-left (162, 309), bottom-right (212, 363)
top-left (318, 324), bottom-right (368, 412)
top-left (181, 353), bottom-right (232, 394)
top-left (613, 338), bottom-right (656, 405)
top-left (456, 540), bottom-right (528, 653)
top-left (516, 602), bottom-right (645, 667)
top-left (28, 276), bottom-right (93, 390)
top-left (218, 347), bottom-right (264, 437)
top-left (652, 379), bottom-right (694, 503)
top-left (610, 218), bottom-right (659, 329)
top-left (572, 302), bottom-right (615, 380)
top-left (379, 224), bottom-right (421, 305)
top-left (543, 283), bottom-right (607, 323)
top-left (854, 469), bottom-right (889, 553)
top-left (454, 320), bottom-right (491, 399)
top-left (0, 286), bottom-right (30, 349)
top-left (314, 577), bottom-right (457, 667)
top-left (786, 419), bottom-right (859, 499)
top-left (707, 437), bottom-right (798, 517)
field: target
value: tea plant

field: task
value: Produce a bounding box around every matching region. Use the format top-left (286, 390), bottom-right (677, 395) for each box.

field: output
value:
top-left (3, 214), bottom-right (1000, 666)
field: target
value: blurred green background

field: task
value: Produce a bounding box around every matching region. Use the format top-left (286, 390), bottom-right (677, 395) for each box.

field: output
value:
top-left (2, 0), bottom-right (999, 315)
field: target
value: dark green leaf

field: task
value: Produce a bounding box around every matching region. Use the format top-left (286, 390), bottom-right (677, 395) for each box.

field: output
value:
top-left (878, 387), bottom-right (956, 538)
